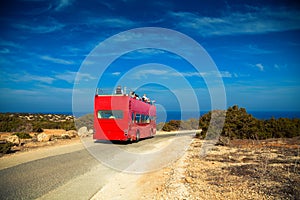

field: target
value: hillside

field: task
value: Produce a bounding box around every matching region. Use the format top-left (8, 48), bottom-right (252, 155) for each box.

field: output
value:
top-left (0, 113), bottom-right (97, 156)
top-left (0, 113), bottom-right (76, 132)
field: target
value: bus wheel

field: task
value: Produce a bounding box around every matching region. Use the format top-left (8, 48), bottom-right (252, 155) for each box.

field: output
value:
top-left (135, 131), bottom-right (140, 142)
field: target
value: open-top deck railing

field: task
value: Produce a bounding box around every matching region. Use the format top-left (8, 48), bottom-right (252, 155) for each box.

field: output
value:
top-left (95, 86), bottom-right (155, 105)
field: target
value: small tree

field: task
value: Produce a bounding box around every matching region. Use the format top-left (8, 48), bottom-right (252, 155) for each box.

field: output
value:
top-left (0, 142), bottom-right (14, 155)
top-left (13, 132), bottom-right (32, 139)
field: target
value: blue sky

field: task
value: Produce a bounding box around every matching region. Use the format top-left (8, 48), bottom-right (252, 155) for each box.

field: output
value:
top-left (0, 0), bottom-right (300, 114)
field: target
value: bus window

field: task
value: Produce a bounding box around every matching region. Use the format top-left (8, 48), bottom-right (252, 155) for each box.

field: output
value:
top-left (141, 115), bottom-right (150, 123)
top-left (145, 115), bottom-right (150, 123)
top-left (135, 114), bottom-right (141, 123)
top-left (131, 112), bottom-right (135, 123)
top-left (98, 110), bottom-right (123, 119)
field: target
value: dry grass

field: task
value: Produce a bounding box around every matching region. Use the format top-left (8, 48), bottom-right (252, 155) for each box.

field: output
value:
top-left (181, 138), bottom-right (300, 199)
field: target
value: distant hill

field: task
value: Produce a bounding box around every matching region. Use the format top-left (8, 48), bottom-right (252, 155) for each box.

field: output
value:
top-left (0, 113), bottom-right (76, 132)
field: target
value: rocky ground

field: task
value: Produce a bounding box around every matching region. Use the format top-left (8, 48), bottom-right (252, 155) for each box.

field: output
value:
top-left (0, 127), bottom-right (92, 156)
top-left (146, 137), bottom-right (300, 200)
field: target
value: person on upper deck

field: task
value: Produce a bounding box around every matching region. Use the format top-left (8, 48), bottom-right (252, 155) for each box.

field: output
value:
top-left (115, 85), bottom-right (123, 94)
top-left (130, 91), bottom-right (140, 100)
top-left (130, 91), bottom-right (135, 98)
top-left (142, 94), bottom-right (150, 103)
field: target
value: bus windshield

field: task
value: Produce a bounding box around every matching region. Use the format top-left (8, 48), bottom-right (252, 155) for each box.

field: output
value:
top-left (97, 110), bottom-right (123, 119)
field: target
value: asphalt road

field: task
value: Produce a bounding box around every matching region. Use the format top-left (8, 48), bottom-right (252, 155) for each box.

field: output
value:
top-left (0, 131), bottom-right (195, 200)
top-left (0, 149), bottom-right (99, 200)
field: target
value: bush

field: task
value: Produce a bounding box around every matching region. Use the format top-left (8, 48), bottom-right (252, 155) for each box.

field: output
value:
top-left (0, 142), bottom-right (14, 155)
top-left (13, 132), bottom-right (32, 139)
top-left (36, 127), bottom-right (43, 133)
top-left (198, 105), bottom-right (300, 140)
top-left (162, 123), bottom-right (174, 132)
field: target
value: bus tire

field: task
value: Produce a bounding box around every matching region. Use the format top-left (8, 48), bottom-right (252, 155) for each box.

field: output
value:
top-left (135, 131), bottom-right (140, 142)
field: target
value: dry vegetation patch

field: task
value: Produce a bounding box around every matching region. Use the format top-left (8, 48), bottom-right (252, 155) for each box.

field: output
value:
top-left (182, 138), bottom-right (300, 199)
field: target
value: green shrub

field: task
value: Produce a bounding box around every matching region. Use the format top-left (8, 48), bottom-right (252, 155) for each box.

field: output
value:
top-left (199, 105), bottom-right (300, 140)
top-left (13, 132), bottom-right (32, 139)
top-left (0, 142), bottom-right (14, 155)
top-left (61, 134), bottom-right (71, 139)
top-left (162, 123), bottom-right (174, 132)
top-left (36, 127), bottom-right (43, 133)
top-left (195, 130), bottom-right (205, 139)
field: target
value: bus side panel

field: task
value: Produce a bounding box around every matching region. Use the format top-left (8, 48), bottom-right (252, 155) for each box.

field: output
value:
top-left (129, 98), bottom-right (157, 140)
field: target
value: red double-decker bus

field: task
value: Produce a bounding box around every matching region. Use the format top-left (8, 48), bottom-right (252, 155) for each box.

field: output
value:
top-left (93, 89), bottom-right (156, 142)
